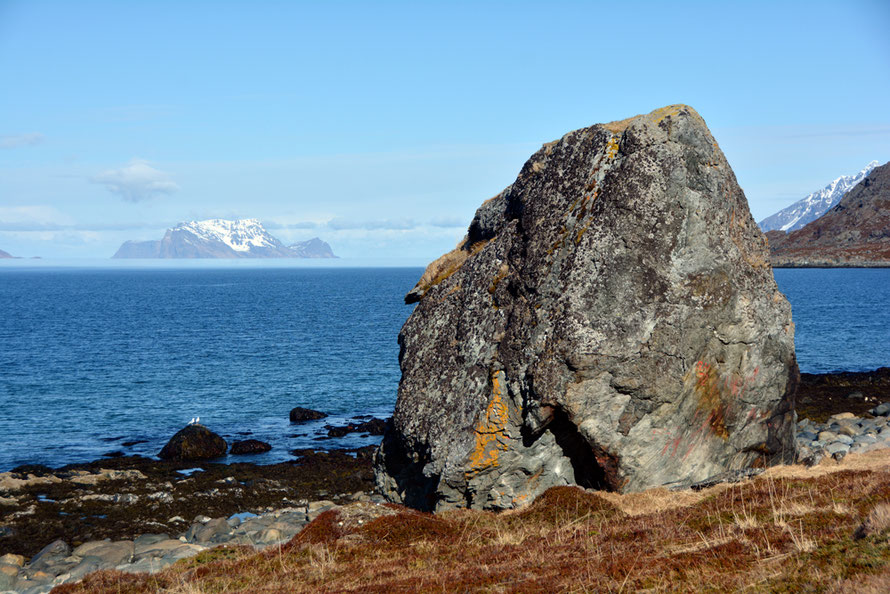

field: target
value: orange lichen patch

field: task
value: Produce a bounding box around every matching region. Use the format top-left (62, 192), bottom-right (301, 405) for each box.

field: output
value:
top-left (466, 372), bottom-right (511, 478)
top-left (605, 135), bottom-right (620, 160)
top-left (601, 104), bottom-right (698, 134)
top-left (650, 104), bottom-right (685, 125)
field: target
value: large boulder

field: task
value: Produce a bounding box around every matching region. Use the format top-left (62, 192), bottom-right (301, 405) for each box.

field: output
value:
top-left (375, 105), bottom-right (798, 512)
top-left (158, 425), bottom-right (227, 461)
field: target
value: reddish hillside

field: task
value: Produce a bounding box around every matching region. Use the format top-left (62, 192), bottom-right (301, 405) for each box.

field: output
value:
top-left (770, 162), bottom-right (890, 266)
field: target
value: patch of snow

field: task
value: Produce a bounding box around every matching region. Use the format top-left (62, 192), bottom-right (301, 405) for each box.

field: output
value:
top-left (175, 218), bottom-right (278, 252)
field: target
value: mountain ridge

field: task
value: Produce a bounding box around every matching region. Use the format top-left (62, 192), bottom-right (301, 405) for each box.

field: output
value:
top-left (113, 219), bottom-right (336, 259)
top-left (759, 161), bottom-right (878, 232)
top-left (769, 161), bottom-right (890, 266)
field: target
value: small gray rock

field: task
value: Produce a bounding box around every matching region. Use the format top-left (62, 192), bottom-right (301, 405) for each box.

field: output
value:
top-left (838, 425), bottom-right (859, 438)
top-left (28, 539), bottom-right (70, 570)
top-left (59, 557), bottom-right (103, 583)
top-left (0, 564), bottom-right (19, 591)
top-left (826, 442), bottom-right (850, 456)
top-left (160, 544), bottom-right (204, 563)
top-left (188, 518), bottom-right (230, 544)
top-left (802, 449), bottom-right (825, 467)
top-left (133, 539), bottom-right (191, 561)
top-left (835, 434), bottom-right (854, 445)
top-left (871, 403), bottom-right (890, 417)
top-left (817, 431), bottom-right (838, 443)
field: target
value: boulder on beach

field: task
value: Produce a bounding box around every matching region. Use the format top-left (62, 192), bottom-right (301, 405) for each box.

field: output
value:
top-left (375, 105), bottom-right (798, 512)
top-left (158, 425), bottom-right (227, 461)
top-left (230, 439), bottom-right (272, 455)
top-left (289, 407), bottom-right (328, 422)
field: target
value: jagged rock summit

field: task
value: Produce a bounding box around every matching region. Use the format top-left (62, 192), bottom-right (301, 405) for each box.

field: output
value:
top-left (113, 219), bottom-right (337, 259)
top-left (376, 105), bottom-right (798, 512)
top-left (769, 161), bottom-right (890, 266)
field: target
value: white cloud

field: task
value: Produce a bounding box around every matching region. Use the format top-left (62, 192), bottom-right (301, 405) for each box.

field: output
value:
top-left (91, 158), bottom-right (179, 202)
top-left (0, 205), bottom-right (74, 230)
top-left (0, 133), bottom-right (44, 149)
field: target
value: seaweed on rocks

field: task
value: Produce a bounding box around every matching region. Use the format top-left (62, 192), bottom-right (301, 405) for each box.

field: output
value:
top-left (0, 448), bottom-right (375, 559)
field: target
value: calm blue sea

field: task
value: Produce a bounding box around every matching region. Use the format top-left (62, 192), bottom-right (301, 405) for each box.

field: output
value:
top-left (0, 266), bottom-right (887, 471)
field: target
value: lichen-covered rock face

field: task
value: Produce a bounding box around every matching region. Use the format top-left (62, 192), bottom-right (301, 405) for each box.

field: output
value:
top-left (375, 105), bottom-right (798, 512)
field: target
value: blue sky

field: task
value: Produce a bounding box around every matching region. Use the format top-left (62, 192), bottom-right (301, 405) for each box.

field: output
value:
top-left (1, 0), bottom-right (888, 260)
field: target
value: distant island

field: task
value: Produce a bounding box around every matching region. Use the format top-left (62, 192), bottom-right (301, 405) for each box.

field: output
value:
top-left (767, 161), bottom-right (890, 267)
top-left (112, 219), bottom-right (337, 259)
top-left (0, 249), bottom-right (12, 259)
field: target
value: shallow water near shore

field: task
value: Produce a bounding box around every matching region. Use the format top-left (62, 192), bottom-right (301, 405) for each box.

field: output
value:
top-left (0, 265), bottom-right (888, 471)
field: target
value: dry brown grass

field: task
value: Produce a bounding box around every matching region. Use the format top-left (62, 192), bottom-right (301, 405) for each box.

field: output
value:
top-left (408, 237), bottom-right (491, 301)
top-left (55, 455), bottom-right (890, 593)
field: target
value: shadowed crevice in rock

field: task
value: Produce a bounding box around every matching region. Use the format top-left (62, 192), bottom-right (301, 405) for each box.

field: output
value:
top-left (545, 409), bottom-right (609, 491)
top-left (374, 431), bottom-right (439, 512)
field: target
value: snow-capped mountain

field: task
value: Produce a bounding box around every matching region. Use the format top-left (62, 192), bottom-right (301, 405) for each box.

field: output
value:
top-left (759, 161), bottom-right (879, 232)
top-left (288, 237), bottom-right (337, 258)
top-left (113, 219), bottom-right (336, 259)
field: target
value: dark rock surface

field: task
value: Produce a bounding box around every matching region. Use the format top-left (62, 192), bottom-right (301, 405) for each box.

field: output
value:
top-left (229, 439), bottom-right (272, 455)
top-left (770, 162), bottom-right (890, 266)
top-left (158, 425), bottom-right (227, 461)
top-left (376, 105), bottom-right (798, 511)
top-left (324, 418), bottom-right (388, 438)
top-left (0, 448), bottom-right (376, 559)
top-left (289, 407), bottom-right (328, 422)
top-left (797, 367), bottom-right (890, 422)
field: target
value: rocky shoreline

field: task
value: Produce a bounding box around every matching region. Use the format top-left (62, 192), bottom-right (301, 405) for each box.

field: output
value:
top-left (0, 369), bottom-right (888, 593)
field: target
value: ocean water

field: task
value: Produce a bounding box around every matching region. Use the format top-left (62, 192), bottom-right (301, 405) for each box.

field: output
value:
top-left (0, 266), bottom-right (887, 471)
top-left (0, 267), bottom-right (420, 471)
top-left (772, 268), bottom-right (890, 374)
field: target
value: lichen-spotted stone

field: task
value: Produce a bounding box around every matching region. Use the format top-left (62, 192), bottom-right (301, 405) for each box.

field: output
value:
top-left (465, 372), bottom-right (510, 478)
top-left (376, 105), bottom-right (798, 511)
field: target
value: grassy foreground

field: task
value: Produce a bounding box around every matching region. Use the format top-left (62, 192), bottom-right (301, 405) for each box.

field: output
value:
top-left (55, 451), bottom-right (890, 593)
